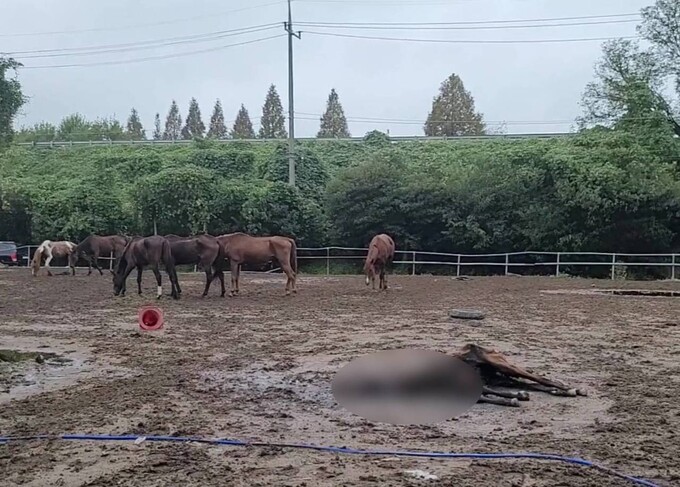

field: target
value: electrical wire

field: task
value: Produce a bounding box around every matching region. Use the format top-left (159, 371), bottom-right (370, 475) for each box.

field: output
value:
top-left (295, 13), bottom-right (641, 26)
top-left (303, 30), bottom-right (640, 44)
top-left (296, 19), bottom-right (640, 31)
top-left (0, 1), bottom-right (286, 38)
top-left (20, 35), bottom-right (286, 69)
top-left (10, 26), bottom-right (281, 60)
top-left (0, 434), bottom-right (661, 487)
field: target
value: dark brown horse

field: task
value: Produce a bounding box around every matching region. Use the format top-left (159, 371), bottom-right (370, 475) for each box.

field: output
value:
top-left (364, 233), bottom-right (395, 290)
top-left (164, 234), bottom-right (226, 297)
top-left (216, 232), bottom-right (297, 296)
top-left (113, 236), bottom-right (180, 300)
top-left (69, 234), bottom-right (129, 276)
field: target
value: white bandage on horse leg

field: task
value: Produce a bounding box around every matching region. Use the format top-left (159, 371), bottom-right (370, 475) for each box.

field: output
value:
top-left (157, 286), bottom-right (162, 297)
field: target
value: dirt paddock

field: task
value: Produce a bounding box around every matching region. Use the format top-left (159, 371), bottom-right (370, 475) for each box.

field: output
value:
top-left (1, 269), bottom-right (679, 486)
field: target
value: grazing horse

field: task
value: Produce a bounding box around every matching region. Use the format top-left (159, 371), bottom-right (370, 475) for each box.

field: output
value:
top-left (68, 234), bottom-right (129, 276)
top-left (216, 232), bottom-right (297, 296)
top-left (164, 234), bottom-right (226, 297)
top-left (454, 344), bottom-right (587, 407)
top-left (113, 236), bottom-right (180, 300)
top-left (31, 240), bottom-right (77, 277)
top-left (364, 234), bottom-right (395, 290)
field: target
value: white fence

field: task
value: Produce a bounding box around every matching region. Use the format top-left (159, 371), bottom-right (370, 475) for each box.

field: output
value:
top-left (10, 245), bottom-right (678, 280)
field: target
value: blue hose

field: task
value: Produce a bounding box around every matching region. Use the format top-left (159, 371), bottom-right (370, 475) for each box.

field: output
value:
top-left (0, 434), bottom-right (660, 487)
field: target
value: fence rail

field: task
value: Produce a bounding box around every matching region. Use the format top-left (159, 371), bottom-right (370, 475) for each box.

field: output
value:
top-left (9, 245), bottom-right (678, 280)
top-left (15, 132), bottom-right (573, 148)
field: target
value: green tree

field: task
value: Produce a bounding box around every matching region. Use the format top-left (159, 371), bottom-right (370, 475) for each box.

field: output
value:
top-left (258, 84), bottom-right (287, 139)
top-left (126, 108), bottom-right (145, 140)
top-left (57, 113), bottom-right (91, 141)
top-left (133, 165), bottom-right (218, 234)
top-left (317, 88), bottom-right (350, 138)
top-left (207, 99), bottom-right (227, 139)
top-left (424, 73), bottom-right (485, 136)
top-left (153, 113), bottom-right (162, 140)
top-left (639, 0), bottom-right (680, 94)
top-left (260, 143), bottom-right (329, 201)
top-left (14, 122), bottom-right (57, 143)
top-left (182, 97), bottom-right (205, 139)
top-left (0, 57), bottom-right (25, 146)
top-left (231, 104), bottom-right (255, 139)
top-left (163, 100), bottom-right (182, 140)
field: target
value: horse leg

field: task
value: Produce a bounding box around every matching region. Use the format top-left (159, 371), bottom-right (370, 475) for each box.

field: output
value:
top-left (478, 393), bottom-right (520, 407)
top-left (45, 250), bottom-right (54, 277)
top-left (229, 261), bottom-right (239, 297)
top-left (280, 262), bottom-right (295, 296)
top-left (202, 266), bottom-right (213, 297)
top-left (92, 252), bottom-right (104, 276)
top-left (151, 265), bottom-right (163, 299)
top-left (136, 266), bottom-right (143, 295)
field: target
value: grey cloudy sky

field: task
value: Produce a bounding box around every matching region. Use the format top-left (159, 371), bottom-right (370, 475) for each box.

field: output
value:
top-left (4, 0), bottom-right (652, 137)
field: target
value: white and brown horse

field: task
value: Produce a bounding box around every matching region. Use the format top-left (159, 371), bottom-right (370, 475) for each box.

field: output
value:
top-left (31, 240), bottom-right (77, 276)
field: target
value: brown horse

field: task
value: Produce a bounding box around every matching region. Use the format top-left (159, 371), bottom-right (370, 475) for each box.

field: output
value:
top-left (113, 236), bottom-right (180, 300)
top-left (364, 234), bottom-right (395, 290)
top-left (164, 234), bottom-right (226, 297)
top-left (216, 232), bottom-right (297, 296)
top-left (69, 234), bottom-right (129, 276)
top-left (31, 240), bottom-right (77, 277)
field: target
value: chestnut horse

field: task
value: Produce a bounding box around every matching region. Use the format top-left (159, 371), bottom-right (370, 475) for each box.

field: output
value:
top-left (113, 236), bottom-right (180, 300)
top-left (216, 232), bottom-right (297, 296)
top-left (69, 234), bottom-right (129, 276)
top-left (164, 234), bottom-right (226, 297)
top-left (364, 233), bottom-right (395, 290)
top-left (31, 240), bottom-right (77, 277)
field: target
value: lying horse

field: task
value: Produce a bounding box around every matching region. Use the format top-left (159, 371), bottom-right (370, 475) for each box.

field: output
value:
top-left (69, 234), bottom-right (129, 276)
top-left (164, 234), bottom-right (226, 297)
top-left (31, 240), bottom-right (77, 277)
top-left (364, 233), bottom-right (395, 290)
top-left (216, 232), bottom-right (297, 296)
top-left (454, 343), bottom-right (587, 407)
top-left (113, 236), bottom-right (180, 300)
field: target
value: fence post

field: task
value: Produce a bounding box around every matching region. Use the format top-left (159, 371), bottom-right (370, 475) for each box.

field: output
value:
top-left (456, 254), bottom-right (461, 277)
top-left (504, 254), bottom-right (509, 276)
top-left (672, 254), bottom-right (676, 281)
top-left (412, 251), bottom-right (416, 276)
top-left (109, 251), bottom-right (113, 271)
top-left (556, 252), bottom-right (560, 277)
top-left (611, 253), bottom-right (616, 280)
top-left (326, 247), bottom-right (330, 276)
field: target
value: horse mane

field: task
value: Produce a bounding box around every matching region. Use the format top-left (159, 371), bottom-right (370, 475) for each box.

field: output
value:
top-left (115, 238), bottom-right (137, 274)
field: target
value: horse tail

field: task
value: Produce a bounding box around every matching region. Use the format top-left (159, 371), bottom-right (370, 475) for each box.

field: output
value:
top-left (289, 238), bottom-right (298, 274)
top-left (215, 238), bottom-right (227, 272)
top-left (161, 238), bottom-right (176, 273)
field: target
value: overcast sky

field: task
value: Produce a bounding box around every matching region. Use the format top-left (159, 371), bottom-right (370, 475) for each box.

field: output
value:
top-left (3, 0), bottom-right (652, 137)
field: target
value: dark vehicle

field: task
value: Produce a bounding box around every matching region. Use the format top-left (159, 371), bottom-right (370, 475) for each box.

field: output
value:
top-left (0, 241), bottom-right (20, 266)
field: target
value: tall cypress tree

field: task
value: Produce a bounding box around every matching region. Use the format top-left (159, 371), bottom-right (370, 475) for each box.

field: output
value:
top-left (231, 104), bottom-right (255, 139)
top-left (162, 100), bottom-right (182, 140)
top-left (424, 73), bottom-right (485, 136)
top-left (153, 113), bottom-right (162, 140)
top-left (182, 97), bottom-right (205, 139)
top-left (258, 84), bottom-right (287, 139)
top-left (207, 99), bottom-right (227, 139)
top-left (317, 88), bottom-right (350, 138)
top-left (126, 107), bottom-right (145, 140)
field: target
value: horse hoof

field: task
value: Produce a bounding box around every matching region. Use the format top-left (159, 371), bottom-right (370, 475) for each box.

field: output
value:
top-left (576, 388), bottom-right (588, 397)
top-left (517, 391), bottom-right (530, 401)
top-left (566, 388), bottom-right (578, 397)
top-left (510, 398), bottom-right (520, 407)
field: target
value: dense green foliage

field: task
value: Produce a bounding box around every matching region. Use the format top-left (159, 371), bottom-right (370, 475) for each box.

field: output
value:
top-left (1, 128), bottom-right (679, 254)
top-left (0, 57), bottom-right (25, 146)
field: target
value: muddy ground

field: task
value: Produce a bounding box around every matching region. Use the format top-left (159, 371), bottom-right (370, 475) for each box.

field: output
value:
top-left (0, 269), bottom-right (678, 486)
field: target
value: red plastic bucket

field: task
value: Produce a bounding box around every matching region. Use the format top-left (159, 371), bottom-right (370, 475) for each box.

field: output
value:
top-left (138, 306), bottom-right (164, 331)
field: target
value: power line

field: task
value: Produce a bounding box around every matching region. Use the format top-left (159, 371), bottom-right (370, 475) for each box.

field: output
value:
top-left (0, 1), bottom-right (286, 38)
top-left (297, 19), bottom-right (640, 31)
top-left (20, 34), bottom-right (286, 69)
top-left (303, 30), bottom-right (640, 44)
top-left (10, 26), bottom-right (281, 60)
top-left (295, 13), bottom-right (641, 26)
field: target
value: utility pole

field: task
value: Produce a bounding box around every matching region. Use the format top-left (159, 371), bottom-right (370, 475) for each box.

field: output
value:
top-left (285, 0), bottom-right (301, 186)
